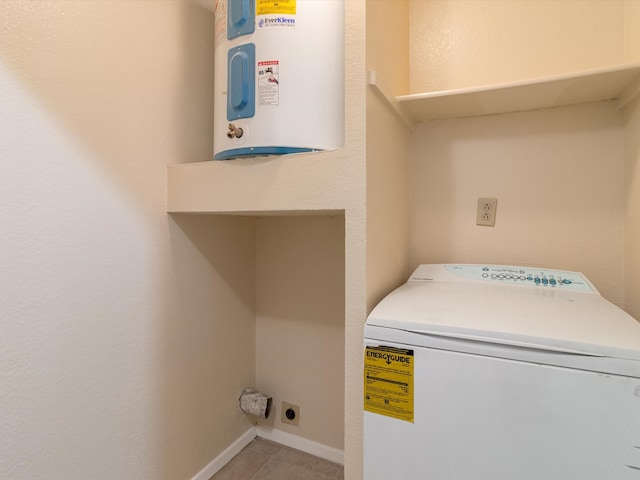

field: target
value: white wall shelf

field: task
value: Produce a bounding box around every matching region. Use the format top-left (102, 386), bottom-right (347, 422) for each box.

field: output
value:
top-left (396, 63), bottom-right (640, 123)
top-left (167, 149), bottom-right (358, 215)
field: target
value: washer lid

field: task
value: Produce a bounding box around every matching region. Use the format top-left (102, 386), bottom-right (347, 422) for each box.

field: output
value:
top-left (366, 264), bottom-right (640, 362)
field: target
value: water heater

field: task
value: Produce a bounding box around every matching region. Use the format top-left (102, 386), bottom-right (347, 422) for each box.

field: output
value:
top-left (213, 0), bottom-right (344, 160)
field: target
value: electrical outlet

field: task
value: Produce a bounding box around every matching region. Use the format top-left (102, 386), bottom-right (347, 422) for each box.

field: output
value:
top-left (281, 401), bottom-right (300, 426)
top-left (477, 198), bottom-right (498, 226)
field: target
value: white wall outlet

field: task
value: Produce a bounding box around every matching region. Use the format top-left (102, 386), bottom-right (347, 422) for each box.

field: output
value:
top-left (477, 198), bottom-right (498, 226)
top-left (281, 401), bottom-right (300, 426)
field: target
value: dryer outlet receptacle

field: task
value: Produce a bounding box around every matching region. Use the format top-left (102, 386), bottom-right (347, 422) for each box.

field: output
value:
top-left (281, 401), bottom-right (300, 426)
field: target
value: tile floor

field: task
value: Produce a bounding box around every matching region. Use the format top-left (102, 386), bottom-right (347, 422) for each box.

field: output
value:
top-left (210, 438), bottom-right (344, 480)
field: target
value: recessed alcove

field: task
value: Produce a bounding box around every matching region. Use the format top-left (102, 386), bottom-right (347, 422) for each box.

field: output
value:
top-left (169, 212), bottom-right (346, 456)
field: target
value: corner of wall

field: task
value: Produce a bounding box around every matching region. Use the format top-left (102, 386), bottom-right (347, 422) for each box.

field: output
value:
top-left (624, 94), bottom-right (640, 320)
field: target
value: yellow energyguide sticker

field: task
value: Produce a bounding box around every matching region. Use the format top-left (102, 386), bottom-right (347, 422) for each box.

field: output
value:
top-left (364, 346), bottom-right (414, 422)
top-left (257, 0), bottom-right (296, 15)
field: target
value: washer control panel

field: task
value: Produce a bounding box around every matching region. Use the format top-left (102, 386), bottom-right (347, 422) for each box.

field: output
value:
top-left (410, 264), bottom-right (597, 294)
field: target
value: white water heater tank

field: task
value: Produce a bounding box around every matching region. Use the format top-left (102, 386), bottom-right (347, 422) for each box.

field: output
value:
top-left (213, 0), bottom-right (344, 160)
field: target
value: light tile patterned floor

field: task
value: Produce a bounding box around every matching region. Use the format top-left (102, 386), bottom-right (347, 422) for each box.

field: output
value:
top-left (210, 438), bottom-right (344, 480)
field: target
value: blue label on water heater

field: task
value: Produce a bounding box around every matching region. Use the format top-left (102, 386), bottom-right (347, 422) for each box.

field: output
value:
top-left (227, 43), bottom-right (256, 120)
top-left (227, 0), bottom-right (255, 39)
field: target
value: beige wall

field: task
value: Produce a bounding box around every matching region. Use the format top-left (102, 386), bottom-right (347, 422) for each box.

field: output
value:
top-left (625, 0), bottom-right (640, 62)
top-left (255, 216), bottom-right (345, 450)
top-left (624, 0), bottom-right (640, 319)
top-left (342, 2), bottom-right (369, 479)
top-left (366, 0), bottom-right (411, 311)
top-left (624, 96), bottom-right (640, 319)
top-left (365, 92), bottom-right (411, 311)
top-left (623, 0), bottom-right (640, 318)
top-left (406, 0), bottom-right (638, 315)
top-left (410, 0), bottom-right (626, 93)
top-left (0, 1), bottom-right (257, 479)
top-left (409, 101), bottom-right (626, 307)
top-left (168, 215), bottom-right (257, 477)
top-left (366, 0), bottom-right (409, 96)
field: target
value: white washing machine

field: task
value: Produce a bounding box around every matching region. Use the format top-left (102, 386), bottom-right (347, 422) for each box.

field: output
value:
top-left (364, 264), bottom-right (640, 480)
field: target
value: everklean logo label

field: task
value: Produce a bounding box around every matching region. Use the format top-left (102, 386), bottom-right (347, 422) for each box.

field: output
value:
top-left (258, 16), bottom-right (296, 28)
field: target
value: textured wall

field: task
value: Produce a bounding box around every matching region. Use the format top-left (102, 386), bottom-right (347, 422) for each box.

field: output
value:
top-left (409, 101), bottom-right (625, 307)
top-left (255, 216), bottom-right (345, 449)
top-left (366, 0), bottom-right (409, 96)
top-left (625, 0), bottom-right (640, 62)
top-left (409, 0), bottom-right (625, 93)
top-left (407, 0), bottom-right (637, 314)
top-left (0, 2), bottom-right (256, 479)
top-left (366, 0), bottom-right (411, 310)
top-left (623, 1), bottom-right (640, 319)
top-left (624, 96), bottom-right (640, 319)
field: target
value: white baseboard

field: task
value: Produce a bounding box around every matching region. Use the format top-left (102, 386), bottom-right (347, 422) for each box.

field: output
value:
top-left (256, 426), bottom-right (344, 465)
top-left (190, 426), bottom-right (257, 480)
top-left (191, 425), bottom-right (345, 480)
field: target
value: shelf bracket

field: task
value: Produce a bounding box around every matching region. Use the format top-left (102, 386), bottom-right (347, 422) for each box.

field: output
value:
top-left (367, 70), bottom-right (414, 130)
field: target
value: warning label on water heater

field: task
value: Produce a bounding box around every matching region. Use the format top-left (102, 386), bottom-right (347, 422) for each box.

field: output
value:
top-left (364, 346), bottom-right (414, 422)
top-left (257, 0), bottom-right (296, 15)
top-left (258, 60), bottom-right (280, 106)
